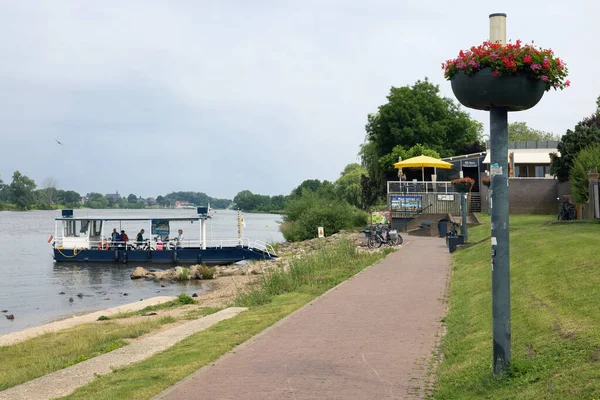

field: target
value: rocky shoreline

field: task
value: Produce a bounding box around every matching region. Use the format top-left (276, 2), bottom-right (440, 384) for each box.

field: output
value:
top-left (130, 231), bottom-right (371, 282)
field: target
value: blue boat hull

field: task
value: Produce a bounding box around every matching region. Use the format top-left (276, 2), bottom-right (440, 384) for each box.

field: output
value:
top-left (53, 246), bottom-right (275, 265)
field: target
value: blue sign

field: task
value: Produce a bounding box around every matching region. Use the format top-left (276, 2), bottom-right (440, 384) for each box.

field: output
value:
top-left (151, 219), bottom-right (170, 236)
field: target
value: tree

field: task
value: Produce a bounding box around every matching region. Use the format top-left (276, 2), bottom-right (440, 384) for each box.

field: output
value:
top-left (570, 145), bottom-right (600, 203)
top-left (8, 171), bottom-right (37, 210)
top-left (360, 78), bottom-right (483, 190)
top-left (85, 192), bottom-right (108, 209)
top-left (57, 190), bottom-right (81, 205)
top-left (127, 193), bottom-right (138, 203)
top-left (41, 178), bottom-right (58, 205)
top-left (0, 176), bottom-right (8, 203)
top-left (290, 179), bottom-right (325, 198)
top-left (551, 98), bottom-right (600, 182)
top-left (508, 122), bottom-right (559, 142)
top-left (335, 163), bottom-right (367, 208)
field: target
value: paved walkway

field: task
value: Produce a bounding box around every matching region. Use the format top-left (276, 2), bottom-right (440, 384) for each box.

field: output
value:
top-left (155, 236), bottom-right (451, 400)
top-left (0, 307), bottom-right (248, 400)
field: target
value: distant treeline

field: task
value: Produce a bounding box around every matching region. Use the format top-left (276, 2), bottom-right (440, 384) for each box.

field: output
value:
top-left (0, 171), bottom-right (233, 211)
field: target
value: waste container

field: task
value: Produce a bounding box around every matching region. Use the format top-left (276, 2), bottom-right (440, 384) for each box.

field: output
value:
top-left (438, 218), bottom-right (449, 238)
top-left (448, 235), bottom-right (464, 253)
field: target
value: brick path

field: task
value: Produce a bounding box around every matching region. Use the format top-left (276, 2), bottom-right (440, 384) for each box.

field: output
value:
top-left (155, 236), bottom-right (450, 400)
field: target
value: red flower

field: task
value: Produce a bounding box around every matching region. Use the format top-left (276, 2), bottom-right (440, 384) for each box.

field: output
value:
top-left (523, 55), bottom-right (532, 64)
top-left (492, 70), bottom-right (500, 77)
top-left (565, 80), bottom-right (571, 87)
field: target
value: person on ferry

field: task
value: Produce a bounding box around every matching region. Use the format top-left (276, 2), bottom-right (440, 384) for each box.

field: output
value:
top-left (120, 230), bottom-right (129, 249)
top-left (176, 229), bottom-right (184, 248)
top-left (136, 229), bottom-right (145, 247)
top-left (111, 229), bottom-right (121, 248)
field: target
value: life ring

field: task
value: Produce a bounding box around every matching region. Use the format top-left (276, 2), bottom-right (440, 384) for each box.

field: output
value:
top-left (97, 240), bottom-right (110, 250)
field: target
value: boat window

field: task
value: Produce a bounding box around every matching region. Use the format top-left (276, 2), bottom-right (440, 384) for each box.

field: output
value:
top-left (80, 220), bottom-right (89, 234)
top-left (91, 221), bottom-right (102, 237)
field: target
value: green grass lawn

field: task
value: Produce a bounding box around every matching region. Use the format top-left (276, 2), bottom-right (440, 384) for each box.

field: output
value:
top-left (435, 214), bottom-right (600, 399)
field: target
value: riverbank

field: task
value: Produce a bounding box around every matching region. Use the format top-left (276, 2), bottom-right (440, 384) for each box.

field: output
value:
top-left (1, 232), bottom-right (387, 397)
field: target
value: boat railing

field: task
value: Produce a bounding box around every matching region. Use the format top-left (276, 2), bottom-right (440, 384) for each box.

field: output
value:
top-left (54, 238), bottom-right (277, 255)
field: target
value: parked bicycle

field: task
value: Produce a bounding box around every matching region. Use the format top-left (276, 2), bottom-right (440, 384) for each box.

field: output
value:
top-left (557, 197), bottom-right (576, 221)
top-left (365, 225), bottom-right (403, 249)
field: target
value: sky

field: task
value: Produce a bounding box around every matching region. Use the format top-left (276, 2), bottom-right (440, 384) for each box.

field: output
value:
top-left (0, 1), bottom-right (597, 199)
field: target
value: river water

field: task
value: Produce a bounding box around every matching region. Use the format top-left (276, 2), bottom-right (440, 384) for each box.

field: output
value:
top-left (0, 209), bottom-right (284, 335)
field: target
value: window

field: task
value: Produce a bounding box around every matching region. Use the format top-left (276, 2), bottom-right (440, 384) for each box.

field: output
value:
top-left (535, 166), bottom-right (544, 177)
top-left (514, 166), bottom-right (520, 177)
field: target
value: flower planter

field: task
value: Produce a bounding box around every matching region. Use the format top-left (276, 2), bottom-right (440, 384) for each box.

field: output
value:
top-left (451, 67), bottom-right (545, 111)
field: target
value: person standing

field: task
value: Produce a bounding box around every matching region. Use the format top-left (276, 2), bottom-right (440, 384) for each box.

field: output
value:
top-left (111, 228), bottom-right (121, 248)
top-left (120, 230), bottom-right (129, 249)
top-left (136, 229), bottom-right (145, 247)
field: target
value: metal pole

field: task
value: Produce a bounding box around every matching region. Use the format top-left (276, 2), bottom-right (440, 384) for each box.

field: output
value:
top-left (489, 12), bottom-right (511, 375)
top-left (461, 192), bottom-right (468, 241)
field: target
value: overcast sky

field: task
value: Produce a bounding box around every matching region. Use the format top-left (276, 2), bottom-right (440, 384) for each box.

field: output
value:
top-left (0, 1), bottom-right (596, 199)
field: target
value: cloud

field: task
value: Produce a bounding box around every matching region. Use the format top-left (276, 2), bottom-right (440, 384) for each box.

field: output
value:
top-left (0, 1), bottom-right (597, 198)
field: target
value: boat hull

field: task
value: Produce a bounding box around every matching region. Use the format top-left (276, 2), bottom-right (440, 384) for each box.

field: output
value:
top-left (53, 246), bottom-right (275, 265)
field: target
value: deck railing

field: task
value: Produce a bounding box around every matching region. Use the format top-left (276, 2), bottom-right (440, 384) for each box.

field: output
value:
top-left (387, 181), bottom-right (455, 194)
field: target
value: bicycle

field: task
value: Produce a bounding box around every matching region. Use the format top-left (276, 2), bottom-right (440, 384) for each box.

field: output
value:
top-left (366, 225), bottom-right (403, 249)
top-left (557, 198), bottom-right (576, 221)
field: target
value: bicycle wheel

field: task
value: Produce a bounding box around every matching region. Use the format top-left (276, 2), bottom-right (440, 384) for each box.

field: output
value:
top-left (367, 237), bottom-right (375, 249)
top-left (395, 234), bottom-right (404, 245)
top-left (373, 235), bottom-right (383, 248)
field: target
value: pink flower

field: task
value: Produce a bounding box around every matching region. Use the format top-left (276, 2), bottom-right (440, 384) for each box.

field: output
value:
top-left (530, 64), bottom-right (542, 71)
top-left (565, 80), bottom-right (571, 87)
top-left (541, 75), bottom-right (548, 81)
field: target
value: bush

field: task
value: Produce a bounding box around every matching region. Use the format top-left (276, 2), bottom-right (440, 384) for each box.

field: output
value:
top-left (570, 144), bottom-right (600, 203)
top-left (177, 293), bottom-right (196, 305)
top-left (196, 266), bottom-right (214, 279)
top-left (280, 192), bottom-right (365, 242)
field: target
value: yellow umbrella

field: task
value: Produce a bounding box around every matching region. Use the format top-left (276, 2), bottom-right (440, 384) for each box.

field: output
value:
top-left (393, 155), bottom-right (452, 181)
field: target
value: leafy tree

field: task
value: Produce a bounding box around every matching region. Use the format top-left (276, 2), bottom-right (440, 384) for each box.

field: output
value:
top-left (85, 192), bottom-right (108, 209)
top-left (360, 175), bottom-right (381, 210)
top-left (290, 179), bottom-right (325, 198)
top-left (361, 79), bottom-right (482, 190)
top-left (127, 193), bottom-right (138, 203)
top-left (335, 163), bottom-right (367, 208)
top-left (569, 145), bottom-right (600, 203)
top-left (57, 190), bottom-right (81, 206)
top-left (0, 176), bottom-right (9, 203)
top-left (551, 98), bottom-right (600, 182)
top-left (280, 191), bottom-right (367, 242)
top-left (378, 143), bottom-right (442, 181)
top-left (508, 122), bottom-right (559, 142)
top-left (8, 171), bottom-right (37, 210)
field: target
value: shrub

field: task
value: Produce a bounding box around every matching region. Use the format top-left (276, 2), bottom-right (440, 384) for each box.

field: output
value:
top-left (177, 293), bottom-right (196, 305)
top-left (280, 192), bottom-right (364, 242)
top-left (97, 315), bottom-right (110, 321)
top-left (570, 145), bottom-right (600, 203)
top-left (197, 266), bottom-right (214, 280)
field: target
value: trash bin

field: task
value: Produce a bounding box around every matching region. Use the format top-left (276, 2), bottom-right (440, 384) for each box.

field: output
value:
top-left (438, 219), bottom-right (449, 238)
top-left (448, 235), bottom-right (465, 253)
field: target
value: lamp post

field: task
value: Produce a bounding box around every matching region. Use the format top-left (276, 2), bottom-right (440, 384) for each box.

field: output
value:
top-left (488, 13), bottom-right (511, 374)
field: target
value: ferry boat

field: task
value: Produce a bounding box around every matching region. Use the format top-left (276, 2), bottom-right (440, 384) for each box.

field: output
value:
top-left (50, 208), bottom-right (277, 265)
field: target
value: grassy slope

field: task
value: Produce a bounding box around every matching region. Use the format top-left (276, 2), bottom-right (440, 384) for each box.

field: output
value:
top-left (59, 240), bottom-right (391, 400)
top-left (435, 214), bottom-right (600, 399)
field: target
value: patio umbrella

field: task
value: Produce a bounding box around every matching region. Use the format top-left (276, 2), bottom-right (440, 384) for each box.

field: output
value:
top-left (393, 155), bottom-right (453, 181)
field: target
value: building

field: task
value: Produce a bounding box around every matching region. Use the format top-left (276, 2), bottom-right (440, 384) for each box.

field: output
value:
top-left (482, 140), bottom-right (559, 178)
top-left (105, 191), bottom-right (121, 200)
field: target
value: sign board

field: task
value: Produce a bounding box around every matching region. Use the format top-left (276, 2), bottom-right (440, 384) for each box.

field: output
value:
top-left (151, 219), bottom-right (170, 236)
top-left (462, 160), bottom-right (478, 167)
top-left (437, 194), bottom-right (455, 201)
top-left (371, 211), bottom-right (391, 225)
top-left (318, 227), bottom-right (324, 238)
top-left (391, 195), bottom-right (422, 211)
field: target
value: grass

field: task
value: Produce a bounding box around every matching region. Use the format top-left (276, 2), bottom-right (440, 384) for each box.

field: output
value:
top-left (57, 239), bottom-right (391, 399)
top-left (108, 293), bottom-right (197, 319)
top-left (0, 317), bottom-right (175, 390)
top-left (434, 214), bottom-right (600, 399)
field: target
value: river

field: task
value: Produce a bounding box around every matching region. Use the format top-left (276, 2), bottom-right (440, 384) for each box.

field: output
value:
top-left (0, 209), bottom-right (284, 335)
